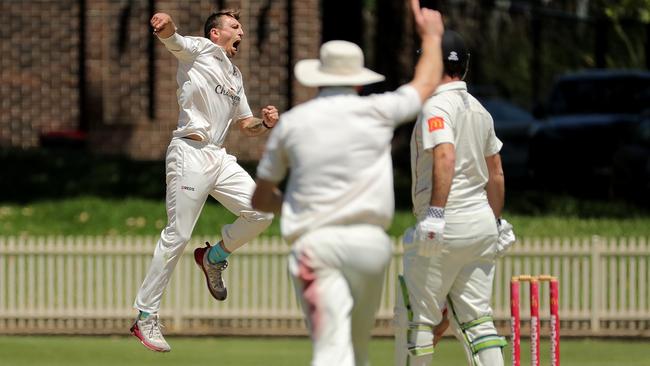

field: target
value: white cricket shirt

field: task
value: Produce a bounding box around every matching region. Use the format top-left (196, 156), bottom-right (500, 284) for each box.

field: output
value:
top-left (159, 33), bottom-right (253, 146)
top-left (257, 85), bottom-right (422, 243)
top-left (410, 81), bottom-right (502, 219)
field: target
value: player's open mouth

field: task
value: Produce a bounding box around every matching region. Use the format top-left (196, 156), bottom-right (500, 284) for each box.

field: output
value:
top-left (233, 40), bottom-right (241, 51)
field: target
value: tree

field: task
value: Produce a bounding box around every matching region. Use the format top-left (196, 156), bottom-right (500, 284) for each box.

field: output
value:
top-left (596, 0), bottom-right (650, 67)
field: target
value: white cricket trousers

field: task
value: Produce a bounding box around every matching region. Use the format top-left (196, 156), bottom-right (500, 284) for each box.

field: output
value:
top-left (395, 206), bottom-right (504, 366)
top-left (288, 225), bottom-right (392, 366)
top-left (135, 137), bottom-right (272, 313)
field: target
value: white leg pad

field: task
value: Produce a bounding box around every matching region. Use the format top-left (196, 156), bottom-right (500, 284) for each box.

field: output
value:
top-left (449, 315), bottom-right (506, 366)
top-left (394, 276), bottom-right (435, 366)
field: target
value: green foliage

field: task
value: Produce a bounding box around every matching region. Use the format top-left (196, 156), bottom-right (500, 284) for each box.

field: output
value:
top-left (506, 191), bottom-right (649, 218)
top-left (4, 147), bottom-right (649, 238)
top-left (1, 196), bottom-right (648, 237)
top-left (393, 2), bottom-right (650, 108)
top-left (1, 148), bottom-right (165, 203)
top-left (591, 0), bottom-right (650, 68)
top-left (600, 0), bottom-right (650, 23)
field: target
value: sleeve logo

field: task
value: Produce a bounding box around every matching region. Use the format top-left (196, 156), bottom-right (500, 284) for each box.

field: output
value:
top-left (427, 117), bottom-right (444, 132)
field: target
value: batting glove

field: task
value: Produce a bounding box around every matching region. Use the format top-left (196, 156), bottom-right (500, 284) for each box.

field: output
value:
top-left (415, 206), bottom-right (445, 257)
top-left (496, 218), bottom-right (516, 257)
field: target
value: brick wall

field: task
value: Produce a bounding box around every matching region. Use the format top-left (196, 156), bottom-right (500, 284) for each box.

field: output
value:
top-left (1, 0), bottom-right (320, 161)
top-left (0, 1), bottom-right (80, 148)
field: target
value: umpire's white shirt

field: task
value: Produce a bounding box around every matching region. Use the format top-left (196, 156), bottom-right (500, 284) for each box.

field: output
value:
top-left (159, 33), bottom-right (253, 146)
top-left (410, 81), bottom-right (502, 219)
top-left (257, 85), bottom-right (422, 243)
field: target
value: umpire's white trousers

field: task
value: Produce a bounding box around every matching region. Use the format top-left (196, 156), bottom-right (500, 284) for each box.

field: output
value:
top-left (395, 206), bottom-right (504, 366)
top-left (288, 225), bottom-right (392, 366)
top-left (135, 137), bottom-right (272, 313)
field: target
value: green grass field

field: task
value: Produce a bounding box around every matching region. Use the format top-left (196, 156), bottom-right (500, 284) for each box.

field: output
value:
top-left (0, 336), bottom-right (648, 366)
top-left (1, 196), bottom-right (649, 237)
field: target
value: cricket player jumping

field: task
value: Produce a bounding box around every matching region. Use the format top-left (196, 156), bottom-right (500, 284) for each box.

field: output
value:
top-left (252, 1), bottom-right (445, 365)
top-left (394, 30), bottom-right (516, 366)
top-left (130, 9), bottom-right (277, 352)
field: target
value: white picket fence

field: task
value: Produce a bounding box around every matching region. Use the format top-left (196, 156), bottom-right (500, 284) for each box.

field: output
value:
top-left (0, 235), bottom-right (649, 336)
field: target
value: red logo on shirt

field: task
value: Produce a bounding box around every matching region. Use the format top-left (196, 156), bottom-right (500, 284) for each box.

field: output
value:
top-left (427, 117), bottom-right (444, 132)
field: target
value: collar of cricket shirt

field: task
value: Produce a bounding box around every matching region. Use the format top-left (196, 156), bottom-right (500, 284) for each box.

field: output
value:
top-left (318, 86), bottom-right (358, 98)
top-left (434, 81), bottom-right (467, 96)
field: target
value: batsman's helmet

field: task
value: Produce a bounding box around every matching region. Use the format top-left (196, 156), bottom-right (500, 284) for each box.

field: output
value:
top-left (441, 30), bottom-right (469, 80)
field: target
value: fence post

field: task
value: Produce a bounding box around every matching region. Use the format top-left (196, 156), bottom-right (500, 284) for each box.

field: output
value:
top-left (591, 235), bottom-right (602, 333)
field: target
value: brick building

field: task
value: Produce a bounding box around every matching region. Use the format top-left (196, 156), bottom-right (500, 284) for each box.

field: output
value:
top-left (6, 1), bottom-right (632, 163)
top-left (1, 0), bottom-right (321, 161)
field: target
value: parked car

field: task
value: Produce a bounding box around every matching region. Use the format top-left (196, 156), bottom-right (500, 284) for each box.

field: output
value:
top-left (612, 118), bottom-right (650, 204)
top-left (528, 69), bottom-right (650, 196)
top-left (479, 98), bottom-right (540, 183)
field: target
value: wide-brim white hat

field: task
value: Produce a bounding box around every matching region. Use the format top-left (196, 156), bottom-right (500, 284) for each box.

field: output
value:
top-left (294, 40), bottom-right (385, 87)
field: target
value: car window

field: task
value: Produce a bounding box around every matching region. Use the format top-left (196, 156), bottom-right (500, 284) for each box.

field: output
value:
top-left (548, 76), bottom-right (650, 115)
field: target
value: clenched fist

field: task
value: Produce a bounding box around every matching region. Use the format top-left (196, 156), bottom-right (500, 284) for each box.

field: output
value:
top-left (261, 105), bottom-right (279, 129)
top-left (150, 13), bottom-right (175, 38)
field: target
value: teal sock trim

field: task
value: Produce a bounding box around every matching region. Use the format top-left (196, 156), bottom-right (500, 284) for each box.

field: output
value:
top-left (138, 311), bottom-right (150, 320)
top-left (208, 241), bottom-right (230, 264)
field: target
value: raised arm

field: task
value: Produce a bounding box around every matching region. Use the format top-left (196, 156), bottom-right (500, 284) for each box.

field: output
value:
top-left (150, 12), bottom-right (200, 60)
top-left (408, 0), bottom-right (444, 102)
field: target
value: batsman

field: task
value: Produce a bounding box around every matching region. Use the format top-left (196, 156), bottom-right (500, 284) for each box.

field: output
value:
top-left (394, 29), bottom-right (517, 366)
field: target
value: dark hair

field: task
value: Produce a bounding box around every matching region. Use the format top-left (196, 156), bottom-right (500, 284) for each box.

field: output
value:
top-left (444, 60), bottom-right (467, 79)
top-left (203, 9), bottom-right (240, 38)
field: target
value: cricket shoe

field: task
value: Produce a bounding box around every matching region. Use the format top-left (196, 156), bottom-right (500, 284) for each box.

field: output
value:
top-left (194, 242), bottom-right (229, 301)
top-left (130, 314), bottom-right (171, 352)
